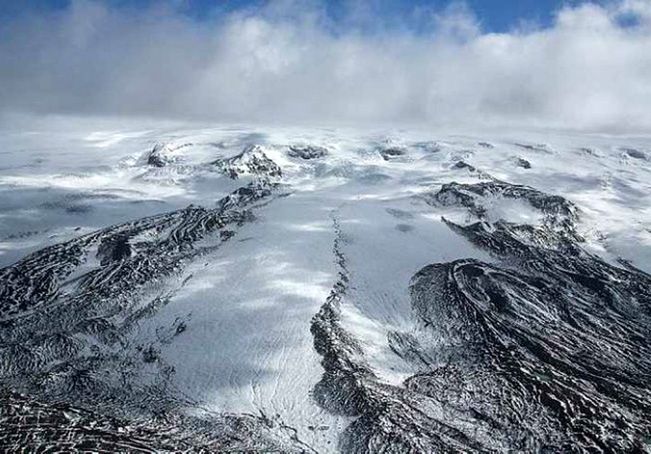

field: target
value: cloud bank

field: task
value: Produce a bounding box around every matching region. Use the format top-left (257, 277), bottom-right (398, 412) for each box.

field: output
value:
top-left (1, 0), bottom-right (650, 130)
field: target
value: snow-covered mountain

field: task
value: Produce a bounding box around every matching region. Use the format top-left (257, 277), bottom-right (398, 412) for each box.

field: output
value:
top-left (0, 121), bottom-right (650, 452)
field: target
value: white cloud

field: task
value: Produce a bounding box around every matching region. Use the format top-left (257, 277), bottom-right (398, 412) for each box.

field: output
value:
top-left (0, 0), bottom-right (650, 131)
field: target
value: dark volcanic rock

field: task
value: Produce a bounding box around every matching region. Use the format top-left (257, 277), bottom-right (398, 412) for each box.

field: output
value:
top-left (145, 143), bottom-right (192, 167)
top-left (406, 230), bottom-right (651, 452)
top-left (579, 147), bottom-right (598, 156)
top-left (147, 143), bottom-right (168, 167)
top-left (451, 161), bottom-right (494, 179)
top-left (379, 147), bottom-right (407, 161)
top-left (622, 147), bottom-right (647, 160)
top-left (414, 181), bottom-right (650, 451)
top-left (431, 180), bottom-right (580, 237)
top-left (213, 145), bottom-right (282, 179)
top-left (0, 181), bottom-right (274, 319)
top-left (287, 145), bottom-right (328, 160)
top-left (515, 142), bottom-right (551, 153)
top-left (310, 179), bottom-right (650, 453)
top-left (0, 389), bottom-right (310, 452)
top-left (516, 157), bottom-right (532, 169)
top-left (0, 181), bottom-right (298, 451)
top-left (97, 234), bottom-right (132, 265)
top-left (453, 160), bottom-right (477, 172)
top-left (310, 213), bottom-right (500, 452)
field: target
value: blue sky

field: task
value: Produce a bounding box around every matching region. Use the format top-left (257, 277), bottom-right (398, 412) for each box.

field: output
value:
top-left (1, 0), bottom-right (648, 129)
top-left (0, 0), bottom-right (607, 32)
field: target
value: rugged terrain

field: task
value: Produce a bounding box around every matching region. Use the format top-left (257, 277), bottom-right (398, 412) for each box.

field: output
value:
top-left (0, 120), bottom-right (649, 452)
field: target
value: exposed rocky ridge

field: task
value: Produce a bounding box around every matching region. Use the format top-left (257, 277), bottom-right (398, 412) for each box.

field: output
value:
top-left (407, 254), bottom-right (651, 452)
top-left (309, 179), bottom-right (651, 453)
top-left (621, 147), bottom-right (647, 161)
top-left (0, 388), bottom-right (311, 453)
top-left (515, 143), bottom-right (552, 153)
top-left (431, 180), bottom-right (580, 238)
top-left (142, 142), bottom-right (193, 168)
top-left (407, 181), bottom-right (651, 451)
top-left (288, 145), bottom-right (328, 160)
top-left (452, 161), bottom-right (493, 179)
top-left (0, 181), bottom-right (274, 320)
top-left (0, 177), bottom-right (303, 450)
top-left (213, 144), bottom-right (282, 179)
top-left (378, 146), bottom-right (407, 161)
top-left (311, 213), bottom-right (376, 417)
top-left (310, 212), bottom-right (496, 453)
top-left (515, 157), bottom-right (532, 169)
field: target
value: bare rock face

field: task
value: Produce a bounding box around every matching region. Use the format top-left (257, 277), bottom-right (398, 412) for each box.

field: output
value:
top-left (516, 157), bottom-right (532, 169)
top-left (621, 147), bottom-right (647, 160)
top-left (310, 180), bottom-right (651, 453)
top-left (378, 146), bottom-right (407, 160)
top-left (213, 145), bottom-right (282, 179)
top-left (431, 180), bottom-right (580, 237)
top-left (0, 389), bottom-right (308, 453)
top-left (0, 180), bottom-right (302, 452)
top-left (288, 145), bottom-right (328, 160)
top-left (147, 143), bottom-right (170, 167)
top-left (144, 143), bottom-right (192, 167)
top-left (406, 254), bottom-right (651, 452)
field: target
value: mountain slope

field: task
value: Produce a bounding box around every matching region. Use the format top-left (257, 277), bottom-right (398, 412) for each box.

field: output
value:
top-left (0, 122), bottom-right (650, 452)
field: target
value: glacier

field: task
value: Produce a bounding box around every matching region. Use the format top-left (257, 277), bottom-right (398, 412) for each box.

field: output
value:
top-left (0, 118), bottom-right (649, 452)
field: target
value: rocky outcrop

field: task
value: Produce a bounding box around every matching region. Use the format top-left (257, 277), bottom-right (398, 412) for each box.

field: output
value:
top-left (378, 147), bottom-right (407, 161)
top-left (431, 180), bottom-right (580, 238)
top-left (0, 180), bottom-right (296, 450)
top-left (288, 145), bottom-right (328, 160)
top-left (0, 389), bottom-right (311, 453)
top-left (213, 145), bottom-right (282, 179)
top-left (310, 179), bottom-right (651, 453)
top-left (143, 143), bottom-right (192, 167)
